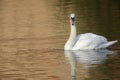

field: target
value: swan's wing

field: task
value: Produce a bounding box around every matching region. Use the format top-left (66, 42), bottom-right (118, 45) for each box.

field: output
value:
top-left (97, 40), bottom-right (118, 48)
top-left (75, 33), bottom-right (99, 41)
top-left (73, 33), bottom-right (108, 50)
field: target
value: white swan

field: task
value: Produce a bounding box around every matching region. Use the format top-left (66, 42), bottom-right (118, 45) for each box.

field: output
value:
top-left (64, 13), bottom-right (118, 50)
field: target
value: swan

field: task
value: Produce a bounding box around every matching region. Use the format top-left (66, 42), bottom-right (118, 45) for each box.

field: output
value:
top-left (64, 13), bottom-right (118, 50)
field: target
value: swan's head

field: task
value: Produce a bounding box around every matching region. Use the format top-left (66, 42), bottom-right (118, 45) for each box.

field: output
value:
top-left (70, 13), bottom-right (76, 26)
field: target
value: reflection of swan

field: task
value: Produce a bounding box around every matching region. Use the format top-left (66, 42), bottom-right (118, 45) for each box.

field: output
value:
top-left (64, 13), bottom-right (117, 50)
top-left (65, 49), bottom-right (116, 66)
top-left (64, 49), bottom-right (116, 80)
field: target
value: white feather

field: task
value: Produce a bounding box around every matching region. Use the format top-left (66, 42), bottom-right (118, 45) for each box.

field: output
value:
top-left (72, 33), bottom-right (117, 50)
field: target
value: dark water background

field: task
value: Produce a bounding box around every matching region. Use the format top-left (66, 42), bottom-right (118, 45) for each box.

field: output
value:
top-left (0, 0), bottom-right (120, 80)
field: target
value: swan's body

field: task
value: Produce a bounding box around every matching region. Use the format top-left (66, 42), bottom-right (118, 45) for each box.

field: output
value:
top-left (64, 13), bottom-right (118, 50)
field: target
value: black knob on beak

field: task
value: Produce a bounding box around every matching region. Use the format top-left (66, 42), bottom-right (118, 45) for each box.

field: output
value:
top-left (71, 17), bottom-right (75, 21)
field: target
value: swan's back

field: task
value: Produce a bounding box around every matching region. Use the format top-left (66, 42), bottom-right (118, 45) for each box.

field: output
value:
top-left (76, 33), bottom-right (107, 41)
top-left (72, 33), bottom-right (116, 50)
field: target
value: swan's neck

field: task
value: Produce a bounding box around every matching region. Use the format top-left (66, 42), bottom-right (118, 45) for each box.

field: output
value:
top-left (64, 25), bottom-right (77, 50)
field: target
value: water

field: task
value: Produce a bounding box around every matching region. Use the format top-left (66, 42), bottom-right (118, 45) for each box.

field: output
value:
top-left (0, 0), bottom-right (120, 80)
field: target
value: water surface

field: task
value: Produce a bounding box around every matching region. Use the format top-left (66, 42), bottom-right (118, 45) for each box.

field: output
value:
top-left (0, 0), bottom-right (120, 80)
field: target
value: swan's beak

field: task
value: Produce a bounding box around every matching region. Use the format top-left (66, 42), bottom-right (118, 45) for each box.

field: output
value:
top-left (71, 17), bottom-right (75, 25)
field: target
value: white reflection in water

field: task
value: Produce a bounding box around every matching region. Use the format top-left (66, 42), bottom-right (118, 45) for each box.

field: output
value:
top-left (64, 49), bottom-right (117, 80)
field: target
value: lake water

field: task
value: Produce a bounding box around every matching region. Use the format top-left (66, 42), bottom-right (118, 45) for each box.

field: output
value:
top-left (0, 0), bottom-right (120, 80)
